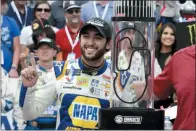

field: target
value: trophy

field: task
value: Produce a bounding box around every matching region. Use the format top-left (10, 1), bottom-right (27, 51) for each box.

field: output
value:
top-left (99, 0), bottom-right (164, 129)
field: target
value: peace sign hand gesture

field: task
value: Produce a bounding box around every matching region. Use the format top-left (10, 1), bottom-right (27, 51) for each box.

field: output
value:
top-left (21, 53), bottom-right (38, 87)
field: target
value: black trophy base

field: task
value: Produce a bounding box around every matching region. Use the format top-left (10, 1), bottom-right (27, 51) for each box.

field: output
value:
top-left (98, 107), bottom-right (164, 130)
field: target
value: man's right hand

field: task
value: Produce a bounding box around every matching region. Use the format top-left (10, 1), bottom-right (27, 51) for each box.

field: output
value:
top-left (21, 53), bottom-right (38, 87)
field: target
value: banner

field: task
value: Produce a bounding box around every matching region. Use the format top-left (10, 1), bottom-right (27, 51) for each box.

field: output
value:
top-left (176, 21), bottom-right (196, 50)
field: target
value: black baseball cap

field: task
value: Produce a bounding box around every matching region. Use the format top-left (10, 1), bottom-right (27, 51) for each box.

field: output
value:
top-left (80, 18), bottom-right (112, 40)
top-left (37, 38), bottom-right (58, 50)
top-left (64, 1), bottom-right (81, 12)
top-left (32, 18), bottom-right (51, 35)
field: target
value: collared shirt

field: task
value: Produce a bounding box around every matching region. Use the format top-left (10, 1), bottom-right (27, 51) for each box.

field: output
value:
top-left (81, 1), bottom-right (113, 24)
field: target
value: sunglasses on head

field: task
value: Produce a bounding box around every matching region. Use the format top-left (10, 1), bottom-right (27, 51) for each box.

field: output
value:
top-left (67, 9), bottom-right (80, 14)
top-left (36, 8), bottom-right (51, 13)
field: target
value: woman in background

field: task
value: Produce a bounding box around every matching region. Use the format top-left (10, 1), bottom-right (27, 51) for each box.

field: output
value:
top-left (154, 22), bottom-right (177, 109)
top-left (20, 2), bottom-right (58, 53)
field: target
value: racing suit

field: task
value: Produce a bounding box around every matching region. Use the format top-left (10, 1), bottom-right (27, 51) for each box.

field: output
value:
top-left (20, 65), bottom-right (58, 130)
top-left (21, 58), bottom-right (112, 130)
top-left (1, 67), bottom-right (16, 130)
top-left (113, 50), bottom-right (146, 107)
top-left (12, 78), bottom-right (26, 130)
top-left (1, 67), bottom-right (14, 113)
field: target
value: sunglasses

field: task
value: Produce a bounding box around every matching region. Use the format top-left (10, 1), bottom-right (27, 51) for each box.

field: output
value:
top-left (36, 8), bottom-right (51, 13)
top-left (67, 9), bottom-right (80, 14)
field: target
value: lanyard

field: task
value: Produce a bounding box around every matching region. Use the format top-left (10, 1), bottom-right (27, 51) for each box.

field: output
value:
top-left (65, 26), bottom-right (79, 51)
top-left (11, 1), bottom-right (27, 28)
top-left (93, 1), bottom-right (110, 20)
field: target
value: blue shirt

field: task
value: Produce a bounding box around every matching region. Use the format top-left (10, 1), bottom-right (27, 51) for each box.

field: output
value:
top-left (6, 3), bottom-right (34, 31)
top-left (1, 16), bottom-right (20, 72)
top-left (81, 1), bottom-right (113, 24)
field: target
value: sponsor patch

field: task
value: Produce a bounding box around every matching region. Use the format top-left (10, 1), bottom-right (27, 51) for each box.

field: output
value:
top-left (76, 77), bottom-right (90, 87)
top-left (68, 96), bottom-right (101, 128)
top-left (100, 82), bottom-right (110, 89)
top-left (91, 79), bottom-right (99, 87)
top-left (65, 69), bottom-right (81, 76)
top-left (102, 75), bottom-right (111, 82)
top-left (115, 115), bottom-right (142, 124)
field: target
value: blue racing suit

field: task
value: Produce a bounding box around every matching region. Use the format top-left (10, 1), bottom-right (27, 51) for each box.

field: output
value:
top-left (20, 65), bottom-right (58, 130)
top-left (21, 58), bottom-right (112, 130)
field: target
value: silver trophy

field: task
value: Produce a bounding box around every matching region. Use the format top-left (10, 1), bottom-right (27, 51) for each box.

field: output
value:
top-left (99, 0), bottom-right (164, 130)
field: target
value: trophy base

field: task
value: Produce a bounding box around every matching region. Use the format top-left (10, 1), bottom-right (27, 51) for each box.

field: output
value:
top-left (98, 107), bottom-right (164, 130)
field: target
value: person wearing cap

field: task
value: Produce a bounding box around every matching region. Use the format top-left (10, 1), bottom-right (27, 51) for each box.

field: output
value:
top-left (20, 29), bottom-right (58, 130)
top-left (20, 17), bottom-right (59, 61)
top-left (1, 0), bottom-right (20, 78)
top-left (50, 1), bottom-right (88, 29)
top-left (20, 2), bottom-right (59, 54)
top-left (55, 1), bottom-right (83, 61)
top-left (18, 26), bottom-right (58, 130)
top-left (118, 22), bottom-right (136, 70)
top-left (20, 19), bottom-right (59, 69)
top-left (114, 22), bottom-right (146, 107)
top-left (20, 18), bottom-right (113, 130)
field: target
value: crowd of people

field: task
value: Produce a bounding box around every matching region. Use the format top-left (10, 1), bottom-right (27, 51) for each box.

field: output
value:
top-left (1, 0), bottom-right (195, 130)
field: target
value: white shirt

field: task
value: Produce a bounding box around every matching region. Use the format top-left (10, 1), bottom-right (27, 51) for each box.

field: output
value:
top-left (113, 50), bottom-right (145, 107)
top-left (20, 25), bottom-right (59, 45)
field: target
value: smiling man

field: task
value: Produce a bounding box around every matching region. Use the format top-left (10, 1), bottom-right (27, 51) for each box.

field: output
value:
top-left (20, 18), bottom-right (112, 130)
top-left (55, 1), bottom-right (83, 61)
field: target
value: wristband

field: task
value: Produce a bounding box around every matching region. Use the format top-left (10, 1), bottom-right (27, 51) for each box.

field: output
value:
top-left (11, 66), bottom-right (17, 70)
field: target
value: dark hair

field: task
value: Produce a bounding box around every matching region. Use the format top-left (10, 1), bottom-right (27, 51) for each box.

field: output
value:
top-left (30, 27), bottom-right (55, 52)
top-left (33, 2), bottom-right (51, 19)
top-left (155, 22), bottom-right (177, 58)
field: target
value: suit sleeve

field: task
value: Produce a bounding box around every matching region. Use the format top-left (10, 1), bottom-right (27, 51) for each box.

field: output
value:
top-left (154, 56), bottom-right (175, 99)
top-left (21, 74), bottom-right (57, 120)
top-left (1, 77), bottom-right (17, 113)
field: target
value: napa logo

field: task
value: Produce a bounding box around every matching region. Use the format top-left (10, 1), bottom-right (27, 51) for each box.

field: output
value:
top-left (68, 96), bottom-right (101, 128)
top-left (73, 103), bottom-right (99, 121)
